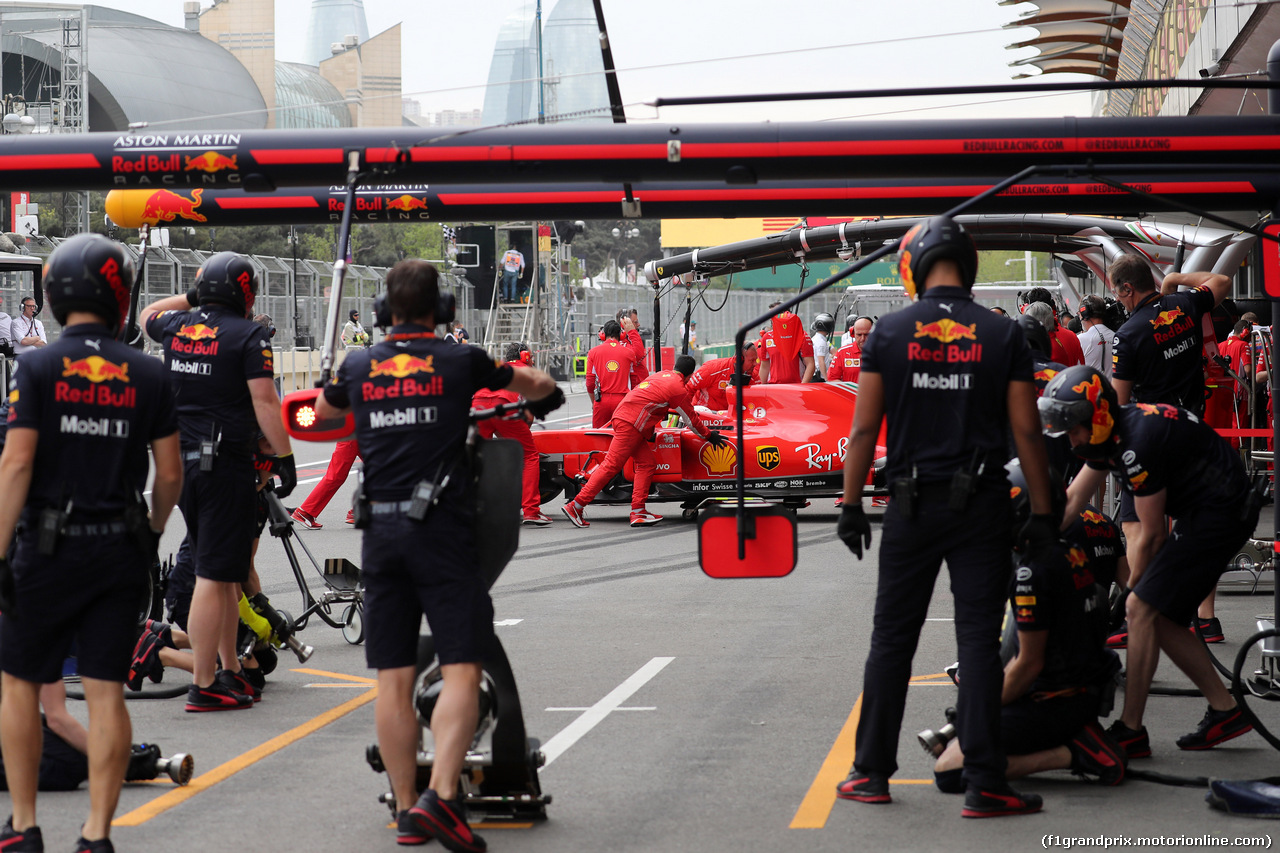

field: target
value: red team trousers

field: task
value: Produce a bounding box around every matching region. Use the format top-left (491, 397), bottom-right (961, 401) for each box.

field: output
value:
top-left (572, 422), bottom-right (655, 510)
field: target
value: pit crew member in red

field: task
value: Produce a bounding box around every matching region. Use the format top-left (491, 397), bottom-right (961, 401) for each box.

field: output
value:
top-left (586, 320), bottom-right (641, 427)
top-left (828, 316), bottom-right (874, 383)
top-left (142, 252), bottom-right (296, 713)
top-left (836, 216), bottom-right (1054, 817)
top-left (687, 344), bottom-right (757, 411)
top-left (1108, 255), bottom-right (1231, 416)
top-left (473, 342), bottom-right (553, 525)
top-left (0, 234), bottom-right (182, 850)
top-left (1041, 365), bottom-right (1260, 757)
top-left (315, 260), bottom-right (561, 850)
top-left (562, 356), bottom-right (724, 528)
top-left (759, 310), bottom-right (814, 384)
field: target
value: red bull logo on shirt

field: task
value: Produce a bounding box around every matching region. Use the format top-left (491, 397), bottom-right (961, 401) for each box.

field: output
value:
top-left (908, 319), bottom-right (981, 363)
top-left (57, 357), bottom-right (136, 407)
top-left (173, 323), bottom-right (220, 356)
top-left (1081, 509), bottom-right (1106, 525)
top-left (363, 354), bottom-right (441, 400)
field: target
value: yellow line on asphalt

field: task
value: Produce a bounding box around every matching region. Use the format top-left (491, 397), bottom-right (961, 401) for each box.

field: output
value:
top-left (292, 667), bottom-right (377, 685)
top-left (113, 686), bottom-right (377, 827)
top-left (790, 694), bottom-right (862, 829)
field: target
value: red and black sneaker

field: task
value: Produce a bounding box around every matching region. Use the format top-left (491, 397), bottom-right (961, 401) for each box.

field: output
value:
top-left (1176, 704), bottom-right (1253, 750)
top-left (396, 810), bottom-right (427, 846)
top-left (834, 770), bottom-right (891, 804)
top-left (217, 669), bottom-right (262, 703)
top-left (962, 785), bottom-right (1043, 818)
top-left (184, 681), bottom-right (253, 713)
top-left (72, 837), bottom-right (113, 853)
top-left (145, 619), bottom-right (176, 650)
top-left (1105, 621), bottom-right (1128, 649)
top-left (1106, 720), bottom-right (1152, 759)
top-left (407, 790), bottom-right (486, 853)
top-left (126, 631), bottom-right (163, 692)
top-left (1191, 617), bottom-right (1225, 644)
top-left (0, 817), bottom-right (43, 852)
top-left (1066, 722), bottom-right (1127, 785)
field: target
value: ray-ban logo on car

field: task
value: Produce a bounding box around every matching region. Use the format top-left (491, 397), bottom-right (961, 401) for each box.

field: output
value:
top-left (756, 445), bottom-right (781, 471)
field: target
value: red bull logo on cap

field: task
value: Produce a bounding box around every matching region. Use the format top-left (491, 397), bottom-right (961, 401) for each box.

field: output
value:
top-left (141, 189), bottom-right (206, 225)
top-left (184, 151), bottom-right (238, 173)
top-left (57, 356), bottom-right (136, 407)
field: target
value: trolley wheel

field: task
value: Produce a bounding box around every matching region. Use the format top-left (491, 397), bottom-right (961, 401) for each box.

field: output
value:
top-left (342, 603), bottom-right (364, 645)
top-left (682, 508), bottom-right (698, 521)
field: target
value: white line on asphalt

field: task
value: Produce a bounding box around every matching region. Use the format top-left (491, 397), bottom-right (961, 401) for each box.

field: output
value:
top-left (494, 618), bottom-right (524, 627)
top-left (545, 706), bottom-right (656, 712)
top-left (539, 656), bottom-right (674, 769)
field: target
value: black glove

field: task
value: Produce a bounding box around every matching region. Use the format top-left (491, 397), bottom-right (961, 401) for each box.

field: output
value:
top-left (837, 505), bottom-right (873, 559)
top-left (704, 430), bottom-right (726, 448)
top-left (526, 386), bottom-right (565, 420)
top-left (271, 453), bottom-right (297, 499)
top-left (1017, 513), bottom-right (1058, 561)
top-left (0, 556), bottom-right (14, 614)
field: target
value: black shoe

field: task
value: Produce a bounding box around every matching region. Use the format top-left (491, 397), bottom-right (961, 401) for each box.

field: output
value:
top-left (1105, 719), bottom-right (1152, 759)
top-left (216, 669), bottom-right (261, 703)
top-left (145, 618), bottom-right (176, 650)
top-left (396, 810), bottom-right (428, 846)
top-left (184, 681), bottom-right (253, 713)
top-left (1192, 617), bottom-right (1225, 643)
top-left (242, 666), bottom-right (267, 692)
top-left (126, 631), bottom-right (162, 692)
top-left (1105, 621), bottom-right (1128, 649)
top-left (72, 837), bottom-right (113, 853)
top-left (934, 768), bottom-right (965, 794)
top-left (1176, 704), bottom-right (1253, 750)
top-left (962, 785), bottom-right (1043, 818)
top-left (0, 818), bottom-right (42, 852)
top-left (407, 790), bottom-right (486, 853)
top-left (1066, 723), bottom-right (1127, 785)
top-left (834, 770), bottom-right (891, 803)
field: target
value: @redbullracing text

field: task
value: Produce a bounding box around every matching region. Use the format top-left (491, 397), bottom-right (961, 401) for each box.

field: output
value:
top-left (1043, 835), bottom-right (1271, 850)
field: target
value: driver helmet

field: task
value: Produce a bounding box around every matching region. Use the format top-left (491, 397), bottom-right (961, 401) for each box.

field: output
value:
top-left (812, 313), bottom-right (835, 334)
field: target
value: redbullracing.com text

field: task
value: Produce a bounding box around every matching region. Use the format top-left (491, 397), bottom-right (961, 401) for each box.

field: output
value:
top-left (1043, 836), bottom-right (1271, 850)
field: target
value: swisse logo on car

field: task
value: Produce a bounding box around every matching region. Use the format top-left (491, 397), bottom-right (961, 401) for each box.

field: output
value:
top-left (912, 372), bottom-right (973, 390)
top-left (60, 415), bottom-right (129, 437)
top-left (369, 406), bottom-right (437, 428)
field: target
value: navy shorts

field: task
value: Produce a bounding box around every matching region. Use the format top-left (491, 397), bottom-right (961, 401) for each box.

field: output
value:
top-left (1001, 691), bottom-right (1100, 755)
top-left (1117, 490), bottom-right (1137, 523)
top-left (179, 455), bottom-right (255, 584)
top-left (1133, 505), bottom-right (1258, 625)
top-left (0, 526), bottom-right (147, 683)
top-left (361, 501), bottom-right (494, 669)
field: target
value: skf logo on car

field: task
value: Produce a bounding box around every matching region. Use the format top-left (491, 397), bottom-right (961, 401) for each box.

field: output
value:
top-left (62, 356), bottom-right (129, 384)
top-left (369, 407), bottom-right (438, 428)
top-left (184, 151), bottom-right (238, 173)
top-left (699, 441), bottom-right (737, 475)
top-left (606, 360), bottom-right (619, 372)
top-left (369, 354), bottom-right (434, 378)
top-left (1081, 509), bottom-right (1106, 524)
top-left (756, 445), bottom-right (780, 471)
top-left (142, 189), bottom-right (206, 224)
top-left (59, 415), bottom-right (129, 437)
top-left (913, 319), bottom-right (977, 343)
top-left (1071, 373), bottom-right (1113, 445)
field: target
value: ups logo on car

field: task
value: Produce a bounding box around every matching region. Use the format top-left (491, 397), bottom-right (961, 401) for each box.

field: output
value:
top-left (756, 445), bottom-right (781, 471)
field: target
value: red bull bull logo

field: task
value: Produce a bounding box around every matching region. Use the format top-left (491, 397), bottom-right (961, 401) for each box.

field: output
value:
top-left (57, 356), bottom-right (136, 407)
top-left (1066, 547), bottom-right (1088, 568)
top-left (173, 323), bottom-right (220, 356)
top-left (1016, 607), bottom-right (1033, 620)
top-left (913, 319), bottom-right (977, 343)
top-left (184, 151), bottom-right (238, 173)
top-left (176, 324), bottom-right (219, 341)
top-left (1034, 367), bottom-right (1058, 385)
top-left (141, 189), bottom-right (206, 224)
top-left (1071, 374), bottom-right (1114, 447)
top-left (386, 195), bottom-right (429, 212)
top-left (368, 354), bottom-right (435, 379)
top-left (1149, 307), bottom-right (1185, 329)
top-left (1080, 509), bottom-right (1106, 524)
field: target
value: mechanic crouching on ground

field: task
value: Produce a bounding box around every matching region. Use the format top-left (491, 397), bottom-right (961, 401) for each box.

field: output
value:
top-left (835, 216), bottom-right (1055, 818)
top-left (562, 355), bottom-right (725, 529)
top-left (315, 260), bottom-right (562, 851)
top-left (1039, 364), bottom-right (1261, 759)
top-left (0, 234), bottom-right (183, 853)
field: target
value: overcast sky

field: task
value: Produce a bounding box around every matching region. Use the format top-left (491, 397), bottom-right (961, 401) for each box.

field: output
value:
top-left (95, 0), bottom-right (1095, 123)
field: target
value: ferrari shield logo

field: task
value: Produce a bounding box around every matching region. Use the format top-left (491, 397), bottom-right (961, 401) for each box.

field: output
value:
top-left (756, 445), bottom-right (781, 471)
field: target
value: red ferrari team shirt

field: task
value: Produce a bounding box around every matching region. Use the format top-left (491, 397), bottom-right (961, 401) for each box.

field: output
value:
top-left (586, 338), bottom-right (639, 397)
top-left (826, 341), bottom-right (862, 383)
top-left (611, 370), bottom-right (708, 438)
top-left (687, 355), bottom-right (749, 410)
top-left (1050, 326), bottom-right (1085, 367)
top-left (761, 313), bottom-right (813, 383)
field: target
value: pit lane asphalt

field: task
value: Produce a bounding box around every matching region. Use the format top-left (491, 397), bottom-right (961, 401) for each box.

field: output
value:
top-left (24, 387), bottom-right (1280, 852)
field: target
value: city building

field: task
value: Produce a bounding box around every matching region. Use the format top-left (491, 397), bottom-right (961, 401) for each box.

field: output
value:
top-left (304, 0), bottom-right (369, 67)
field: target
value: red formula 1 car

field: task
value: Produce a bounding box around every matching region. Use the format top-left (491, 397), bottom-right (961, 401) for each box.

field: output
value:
top-left (534, 381), bottom-right (886, 518)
